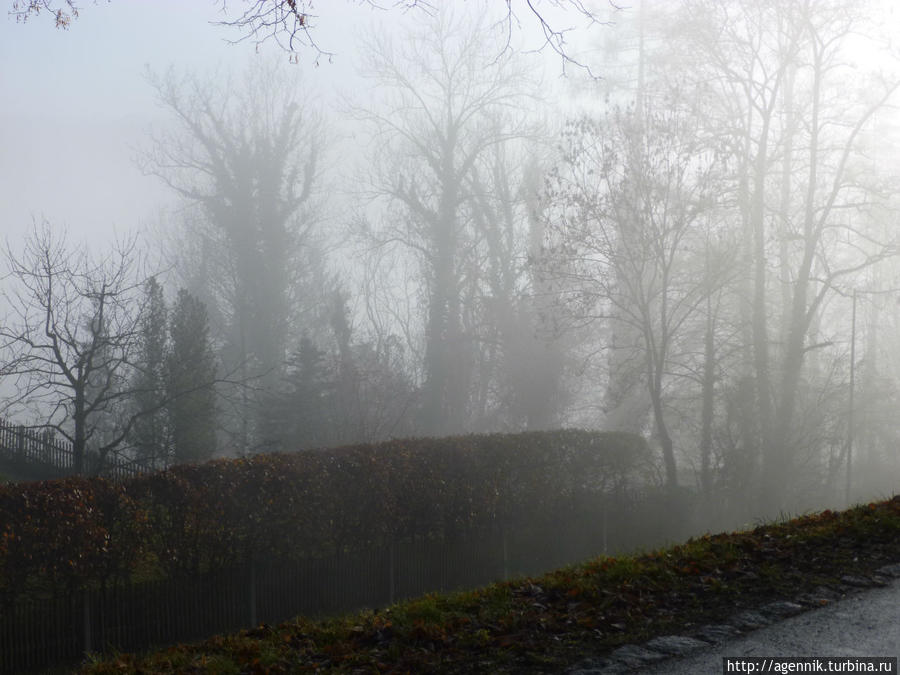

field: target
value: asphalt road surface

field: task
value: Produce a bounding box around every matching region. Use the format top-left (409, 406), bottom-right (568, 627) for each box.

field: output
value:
top-left (641, 578), bottom-right (900, 674)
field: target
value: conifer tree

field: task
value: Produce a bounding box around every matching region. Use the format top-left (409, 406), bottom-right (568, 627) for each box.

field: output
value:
top-left (168, 289), bottom-right (217, 463)
top-left (131, 277), bottom-right (170, 468)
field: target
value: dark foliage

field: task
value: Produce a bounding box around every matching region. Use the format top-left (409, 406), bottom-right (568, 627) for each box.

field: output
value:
top-left (0, 430), bottom-right (653, 601)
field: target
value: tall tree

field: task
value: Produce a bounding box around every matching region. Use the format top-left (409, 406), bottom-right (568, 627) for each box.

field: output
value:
top-left (130, 277), bottom-right (169, 467)
top-left (141, 60), bottom-right (322, 451)
top-left (257, 333), bottom-right (329, 452)
top-left (465, 148), bottom-right (567, 431)
top-left (547, 101), bottom-right (727, 488)
top-left (130, 276), bottom-right (169, 469)
top-left (357, 8), bottom-right (539, 436)
top-left (680, 0), bottom-right (900, 509)
top-left (167, 289), bottom-right (217, 463)
top-left (325, 289), bottom-right (418, 444)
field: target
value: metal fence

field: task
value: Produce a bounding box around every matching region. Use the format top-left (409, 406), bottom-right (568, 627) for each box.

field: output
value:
top-left (0, 417), bottom-right (151, 482)
top-left (0, 518), bottom-right (629, 674)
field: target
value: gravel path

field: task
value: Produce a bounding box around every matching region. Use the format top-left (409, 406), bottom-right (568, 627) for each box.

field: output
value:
top-left (567, 565), bottom-right (900, 674)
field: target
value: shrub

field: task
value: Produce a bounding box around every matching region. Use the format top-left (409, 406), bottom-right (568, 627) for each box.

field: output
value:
top-left (0, 430), bottom-right (653, 601)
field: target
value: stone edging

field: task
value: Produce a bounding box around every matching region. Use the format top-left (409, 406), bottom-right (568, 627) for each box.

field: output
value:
top-left (566, 563), bottom-right (900, 674)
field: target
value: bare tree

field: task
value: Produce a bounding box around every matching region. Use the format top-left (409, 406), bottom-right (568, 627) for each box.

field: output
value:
top-left (0, 223), bottom-right (148, 473)
top-left (681, 0), bottom-right (900, 509)
top-left (141, 61), bottom-right (322, 451)
top-left (0, 223), bottom-right (239, 474)
top-left (547, 101), bottom-right (728, 489)
top-left (219, 0), bottom-right (608, 73)
top-left (355, 8), bottom-right (541, 436)
top-left (465, 147), bottom-right (568, 431)
top-left (10, 0), bottom-right (612, 74)
top-left (8, 0), bottom-right (80, 27)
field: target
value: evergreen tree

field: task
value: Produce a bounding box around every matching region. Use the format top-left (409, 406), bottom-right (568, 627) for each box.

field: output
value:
top-left (131, 277), bottom-right (170, 468)
top-left (168, 289), bottom-right (217, 463)
top-left (286, 334), bottom-right (331, 450)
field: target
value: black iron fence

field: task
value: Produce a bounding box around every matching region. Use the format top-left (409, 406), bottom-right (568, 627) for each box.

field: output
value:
top-left (0, 511), bottom-right (665, 674)
top-left (0, 417), bottom-right (152, 482)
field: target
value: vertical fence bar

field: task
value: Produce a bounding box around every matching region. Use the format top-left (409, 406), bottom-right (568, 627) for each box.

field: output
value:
top-left (0, 419), bottom-right (145, 480)
top-left (388, 540), bottom-right (396, 605)
top-left (16, 425), bottom-right (24, 460)
top-left (248, 554), bottom-right (257, 628)
top-left (82, 589), bottom-right (92, 657)
top-left (502, 529), bottom-right (509, 581)
top-left (0, 506), bottom-right (653, 671)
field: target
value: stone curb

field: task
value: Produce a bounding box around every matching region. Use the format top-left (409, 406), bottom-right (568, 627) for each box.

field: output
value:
top-left (566, 564), bottom-right (900, 674)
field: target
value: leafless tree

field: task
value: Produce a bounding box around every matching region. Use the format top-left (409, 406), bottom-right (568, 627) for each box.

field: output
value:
top-left (8, 0), bottom-right (80, 27)
top-left (0, 222), bottom-right (151, 473)
top-left (10, 0), bottom-right (612, 74)
top-left (546, 100), bottom-right (730, 489)
top-left (681, 0), bottom-right (900, 509)
top-left (140, 61), bottom-right (323, 451)
top-left (218, 0), bottom-right (608, 73)
top-left (0, 223), bottom-right (244, 474)
top-left (354, 8), bottom-right (543, 436)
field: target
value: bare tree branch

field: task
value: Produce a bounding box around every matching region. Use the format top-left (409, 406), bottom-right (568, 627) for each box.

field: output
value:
top-left (10, 1), bottom-right (612, 75)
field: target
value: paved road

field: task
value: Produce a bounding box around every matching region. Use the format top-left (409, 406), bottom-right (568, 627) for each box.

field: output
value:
top-left (567, 572), bottom-right (900, 674)
top-left (643, 579), bottom-right (900, 674)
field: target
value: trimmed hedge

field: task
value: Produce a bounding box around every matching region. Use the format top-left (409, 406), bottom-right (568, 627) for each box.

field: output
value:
top-left (0, 430), bottom-right (653, 603)
top-left (0, 476), bottom-right (146, 603)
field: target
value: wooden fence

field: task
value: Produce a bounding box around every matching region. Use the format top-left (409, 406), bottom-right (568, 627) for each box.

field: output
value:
top-left (0, 514), bottom-right (645, 674)
top-left (0, 417), bottom-right (152, 482)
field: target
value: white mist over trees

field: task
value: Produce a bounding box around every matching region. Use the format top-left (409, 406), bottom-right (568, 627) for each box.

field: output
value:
top-left (546, 102), bottom-right (731, 490)
top-left (547, 0), bottom-right (900, 518)
top-left (140, 62), bottom-right (326, 453)
top-left (4, 0), bottom-right (900, 524)
top-left (353, 10), bottom-right (565, 436)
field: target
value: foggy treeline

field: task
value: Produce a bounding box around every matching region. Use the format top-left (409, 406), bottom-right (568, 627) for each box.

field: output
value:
top-left (3, 0), bottom-right (900, 526)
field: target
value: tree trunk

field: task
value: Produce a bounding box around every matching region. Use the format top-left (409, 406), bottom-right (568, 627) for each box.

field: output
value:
top-left (421, 163), bottom-right (462, 436)
top-left (699, 297), bottom-right (716, 501)
top-left (73, 388), bottom-right (86, 474)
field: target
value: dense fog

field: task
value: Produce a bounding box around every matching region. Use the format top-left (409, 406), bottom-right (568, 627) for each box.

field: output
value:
top-left (3, 0), bottom-right (900, 531)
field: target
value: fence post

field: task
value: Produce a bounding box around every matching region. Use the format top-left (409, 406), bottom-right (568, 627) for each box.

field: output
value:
top-left (388, 541), bottom-right (394, 604)
top-left (602, 498), bottom-right (608, 555)
top-left (83, 589), bottom-right (92, 656)
top-left (388, 539), bottom-right (401, 605)
top-left (502, 529), bottom-right (509, 581)
top-left (248, 552), bottom-right (257, 627)
top-left (16, 426), bottom-right (25, 459)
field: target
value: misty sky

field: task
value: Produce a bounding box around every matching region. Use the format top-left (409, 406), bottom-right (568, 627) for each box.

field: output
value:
top-left (0, 2), bottom-right (404, 245)
top-left (0, 2), bottom-right (596, 249)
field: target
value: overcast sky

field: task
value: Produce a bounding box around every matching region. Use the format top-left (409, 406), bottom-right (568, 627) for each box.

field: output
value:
top-left (0, 2), bottom-right (415, 247)
top-left (0, 2), bottom-right (602, 253)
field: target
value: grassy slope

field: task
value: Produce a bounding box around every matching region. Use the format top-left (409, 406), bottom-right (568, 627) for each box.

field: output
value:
top-left (82, 496), bottom-right (900, 674)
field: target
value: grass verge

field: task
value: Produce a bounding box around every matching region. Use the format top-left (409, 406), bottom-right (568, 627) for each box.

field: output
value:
top-left (81, 496), bottom-right (900, 674)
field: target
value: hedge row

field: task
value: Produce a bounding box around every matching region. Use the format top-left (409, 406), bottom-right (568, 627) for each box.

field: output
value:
top-left (0, 430), bottom-right (652, 604)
